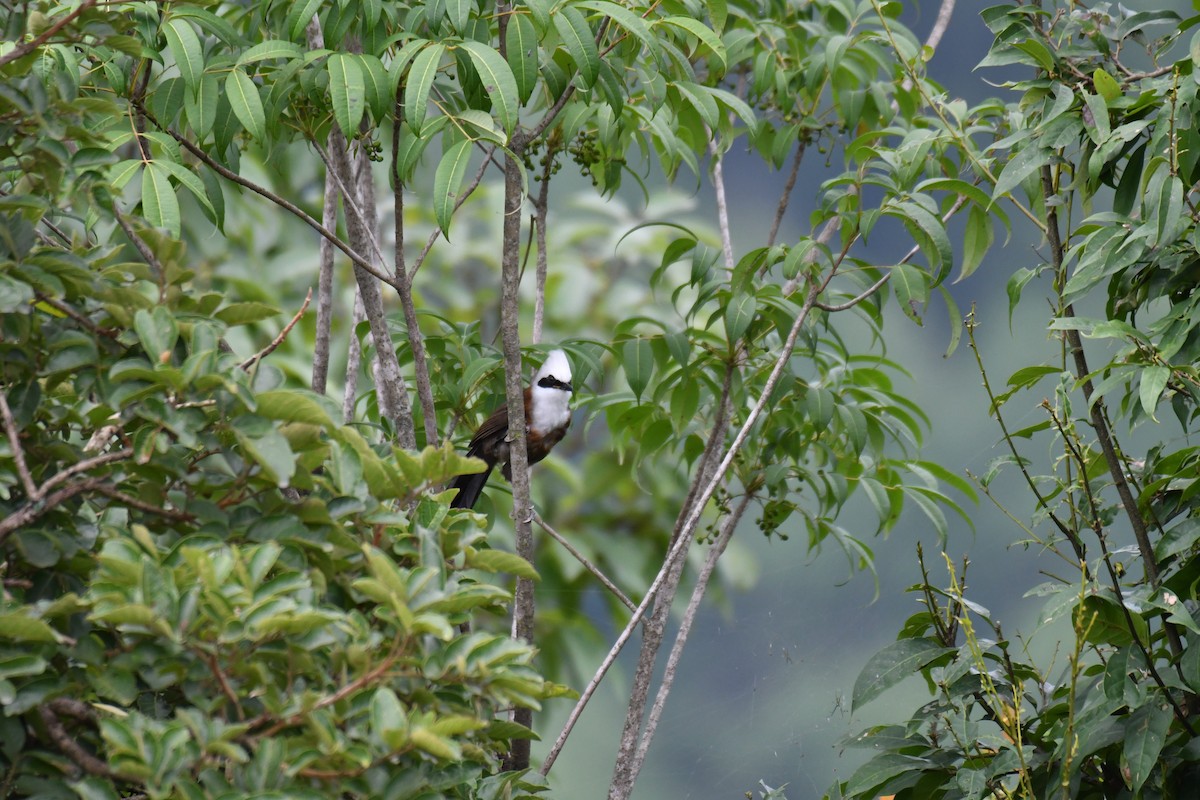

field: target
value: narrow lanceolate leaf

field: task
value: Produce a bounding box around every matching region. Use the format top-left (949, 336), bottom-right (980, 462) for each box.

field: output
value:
top-left (621, 338), bottom-right (654, 401)
top-left (458, 41), bottom-right (519, 136)
top-left (887, 201), bottom-right (953, 280)
top-left (237, 40), bottom-right (303, 66)
top-left (575, 0), bottom-right (657, 58)
top-left (992, 145), bottom-right (1050, 201)
top-left (405, 42), bottom-right (445, 134)
top-left (852, 637), bottom-right (951, 712)
top-left (1139, 365), bottom-right (1170, 420)
top-left (890, 263), bottom-right (928, 326)
top-left (154, 160), bottom-right (216, 217)
top-left (328, 53), bottom-right (366, 138)
top-left (1124, 701), bottom-right (1173, 793)
top-left (433, 139), bottom-right (472, 240)
top-left (552, 5), bottom-right (600, 89)
top-left (724, 291), bottom-right (756, 343)
top-left (465, 548), bottom-right (539, 580)
top-left (163, 18), bottom-right (204, 93)
top-left (285, 0), bottom-right (324, 42)
top-left (226, 68), bottom-right (265, 140)
top-left (505, 13), bottom-right (539, 105)
top-left (956, 204), bottom-right (993, 282)
top-left (656, 16), bottom-right (727, 75)
top-left (141, 162), bottom-right (181, 237)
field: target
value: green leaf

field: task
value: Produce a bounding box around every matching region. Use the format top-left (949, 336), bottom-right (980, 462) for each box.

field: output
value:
top-left (370, 687), bottom-right (408, 747)
top-left (141, 162), bottom-right (181, 237)
top-left (0, 274), bottom-right (34, 313)
top-left (553, 5), bottom-right (600, 89)
top-left (163, 18), bottom-right (204, 93)
top-left (458, 41), bottom-right (520, 136)
top-left (621, 338), bottom-right (654, 401)
top-left (845, 752), bottom-right (930, 798)
top-left (956, 204), bottom-right (992, 282)
top-left (154, 159), bottom-right (216, 217)
top-left (656, 16), bottom-right (727, 75)
top-left (1093, 68), bottom-right (1120, 102)
top-left (0, 612), bottom-right (60, 643)
top-left (890, 263), bottom-right (928, 325)
top-left (214, 301), bottom-right (282, 326)
top-left (432, 139), bottom-right (473, 240)
top-left (992, 145), bottom-right (1049, 201)
top-left (575, 0), bottom-right (657, 57)
top-left (505, 13), bottom-right (540, 105)
top-left (237, 40), bottom-right (303, 65)
top-left (327, 53), bottom-right (366, 138)
top-left (1139, 365), bottom-right (1170, 420)
top-left (232, 418), bottom-right (297, 488)
top-left (724, 291), bottom-right (755, 343)
top-left (405, 42), bottom-right (445, 133)
top-left (888, 201), bottom-right (953, 280)
top-left (133, 307), bottom-right (179, 363)
top-left (465, 548), bottom-right (539, 580)
top-left (285, 0), bottom-right (325, 41)
top-left (1124, 701), bottom-right (1173, 793)
top-left (852, 637), bottom-right (950, 711)
top-left (446, 0), bottom-right (472, 32)
top-left (226, 68), bottom-right (265, 140)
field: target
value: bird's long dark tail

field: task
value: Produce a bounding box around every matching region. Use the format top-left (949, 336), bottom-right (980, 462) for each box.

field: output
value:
top-left (450, 464), bottom-right (494, 509)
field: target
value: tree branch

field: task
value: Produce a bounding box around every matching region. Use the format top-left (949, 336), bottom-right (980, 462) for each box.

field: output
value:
top-left (240, 288), bottom-right (311, 371)
top-left (498, 131), bottom-right (535, 772)
top-left (326, 125), bottom-right (417, 448)
top-left (160, 122), bottom-right (395, 288)
top-left (0, 390), bottom-right (38, 500)
top-left (767, 140), bottom-right (807, 248)
top-left (533, 511), bottom-right (635, 612)
top-left (629, 491), bottom-right (755, 777)
top-left (392, 88), bottom-right (439, 447)
top-left (312, 161), bottom-right (339, 395)
top-left (37, 702), bottom-right (126, 780)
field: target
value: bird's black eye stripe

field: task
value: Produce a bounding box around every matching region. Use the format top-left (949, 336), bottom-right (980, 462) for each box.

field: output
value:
top-left (538, 376), bottom-right (572, 391)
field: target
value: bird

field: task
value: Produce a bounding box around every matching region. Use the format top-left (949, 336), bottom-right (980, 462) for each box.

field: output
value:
top-left (449, 349), bottom-right (573, 510)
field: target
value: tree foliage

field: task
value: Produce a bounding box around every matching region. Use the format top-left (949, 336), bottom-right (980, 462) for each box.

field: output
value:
top-left (833, 4), bottom-right (1200, 799)
top-left (9, 0), bottom-right (1184, 798)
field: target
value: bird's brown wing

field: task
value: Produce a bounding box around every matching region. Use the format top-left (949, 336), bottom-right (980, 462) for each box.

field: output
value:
top-left (467, 405), bottom-right (509, 456)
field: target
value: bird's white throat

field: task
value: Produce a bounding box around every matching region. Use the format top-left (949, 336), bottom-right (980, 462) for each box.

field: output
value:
top-left (530, 382), bottom-right (571, 434)
top-left (530, 349), bottom-right (572, 434)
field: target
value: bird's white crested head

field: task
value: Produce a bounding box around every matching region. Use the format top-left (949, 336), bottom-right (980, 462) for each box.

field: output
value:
top-left (534, 348), bottom-right (572, 387)
top-left (530, 349), bottom-right (572, 434)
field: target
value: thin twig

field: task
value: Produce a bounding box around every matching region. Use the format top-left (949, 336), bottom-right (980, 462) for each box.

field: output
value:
top-left (1045, 404), bottom-right (1195, 735)
top-left (533, 511), bottom-right (635, 612)
top-left (239, 288), bottom-right (312, 371)
top-left (112, 203), bottom-right (167, 302)
top-left (39, 448), bottom-right (134, 496)
top-left (391, 88), bottom-right (437, 448)
top-left (37, 703), bottom-right (125, 780)
top-left (252, 638), bottom-right (405, 738)
top-left (409, 145), bottom-right (497, 278)
top-left (163, 124), bottom-right (394, 287)
top-left (92, 484), bottom-right (192, 522)
top-left (0, 390), bottom-right (38, 500)
top-left (709, 140), bottom-right (735, 273)
top-left (311, 161), bottom-right (338, 395)
top-left (767, 140), bottom-right (806, 248)
top-left (629, 491), bottom-right (754, 776)
top-left (33, 292), bottom-right (119, 339)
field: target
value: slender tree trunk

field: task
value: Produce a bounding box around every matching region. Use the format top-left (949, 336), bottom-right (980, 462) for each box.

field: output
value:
top-left (312, 169), bottom-right (337, 395)
top-left (499, 132), bottom-right (534, 772)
